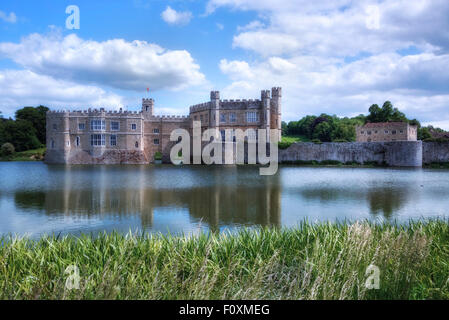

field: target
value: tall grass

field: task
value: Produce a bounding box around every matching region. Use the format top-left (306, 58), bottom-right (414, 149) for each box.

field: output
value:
top-left (1, 220), bottom-right (449, 299)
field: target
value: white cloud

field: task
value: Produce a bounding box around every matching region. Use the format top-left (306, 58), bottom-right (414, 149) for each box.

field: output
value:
top-left (211, 0), bottom-right (449, 129)
top-left (209, 0), bottom-right (449, 56)
top-left (161, 6), bottom-right (192, 26)
top-left (0, 11), bottom-right (16, 23)
top-left (0, 70), bottom-right (124, 117)
top-left (0, 32), bottom-right (205, 92)
top-left (218, 53), bottom-right (449, 128)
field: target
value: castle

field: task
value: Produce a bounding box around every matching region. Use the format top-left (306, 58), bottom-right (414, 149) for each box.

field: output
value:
top-left (45, 88), bottom-right (282, 164)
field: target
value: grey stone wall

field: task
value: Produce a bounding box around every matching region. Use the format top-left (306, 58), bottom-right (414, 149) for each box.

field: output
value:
top-left (279, 141), bottom-right (422, 167)
top-left (422, 142), bottom-right (449, 164)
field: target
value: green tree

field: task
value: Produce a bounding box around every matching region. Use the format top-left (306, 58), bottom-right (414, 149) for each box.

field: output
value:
top-left (366, 101), bottom-right (407, 123)
top-left (15, 106), bottom-right (48, 144)
top-left (0, 119), bottom-right (41, 151)
top-left (313, 121), bottom-right (333, 142)
top-left (1, 142), bottom-right (15, 156)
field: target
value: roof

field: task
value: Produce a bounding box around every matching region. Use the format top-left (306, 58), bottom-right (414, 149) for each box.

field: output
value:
top-left (361, 122), bottom-right (412, 128)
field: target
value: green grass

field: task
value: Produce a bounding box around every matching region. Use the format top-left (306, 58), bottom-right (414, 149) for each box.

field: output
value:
top-left (1, 220), bottom-right (449, 300)
top-left (0, 147), bottom-right (45, 161)
top-left (279, 135), bottom-right (310, 149)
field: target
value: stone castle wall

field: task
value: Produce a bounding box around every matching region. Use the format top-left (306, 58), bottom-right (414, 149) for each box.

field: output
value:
top-left (422, 142), bottom-right (449, 164)
top-left (279, 141), bottom-right (423, 167)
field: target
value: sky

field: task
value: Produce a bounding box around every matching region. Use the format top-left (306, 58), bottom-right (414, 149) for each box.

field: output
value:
top-left (0, 0), bottom-right (449, 128)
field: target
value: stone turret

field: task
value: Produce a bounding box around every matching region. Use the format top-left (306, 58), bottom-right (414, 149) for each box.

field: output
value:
top-left (270, 87), bottom-right (282, 141)
top-left (142, 98), bottom-right (154, 118)
top-left (261, 90), bottom-right (271, 141)
top-left (210, 91), bottom-right (220, 128)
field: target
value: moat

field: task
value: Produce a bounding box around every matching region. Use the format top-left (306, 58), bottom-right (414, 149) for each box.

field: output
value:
top-left (1, 162), bottom-right (449, 238)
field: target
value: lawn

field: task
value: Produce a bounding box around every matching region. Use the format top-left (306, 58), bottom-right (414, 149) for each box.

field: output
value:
top-left (0, 147), bottom-right (45, 161)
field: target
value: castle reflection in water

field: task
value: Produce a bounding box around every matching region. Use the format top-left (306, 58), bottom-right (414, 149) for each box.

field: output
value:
top-left (5, 163), bottom-right (449, 237)
top-left (13, 166), bottom-right (281, 232)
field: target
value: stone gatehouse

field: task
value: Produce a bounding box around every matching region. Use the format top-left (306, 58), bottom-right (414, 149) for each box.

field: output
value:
top-left (45, 88), bottom-right (282, 164)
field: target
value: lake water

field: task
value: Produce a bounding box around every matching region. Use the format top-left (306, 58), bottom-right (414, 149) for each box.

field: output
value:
top-left (0, 162), bottom-right (448, 238)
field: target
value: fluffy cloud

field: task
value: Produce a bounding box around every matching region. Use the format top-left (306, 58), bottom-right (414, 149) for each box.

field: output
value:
top-left (0, 32), bottom-right (205, 92)
top-left (0, 11), bottom-right (16, 23)
top-left (0, 70), bottom-right (124, 116)
top-left (161, 6), bottom-right (193, 26)
top-left (210, 0), bottom-right (449, 129)
top-left (219, 53), bottom-right (449, 127)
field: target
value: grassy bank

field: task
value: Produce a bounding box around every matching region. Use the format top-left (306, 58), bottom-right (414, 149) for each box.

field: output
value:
top-left (0, 147), bottom-right (45, 161)
top-left (1, 221), bottom-right (449, 300)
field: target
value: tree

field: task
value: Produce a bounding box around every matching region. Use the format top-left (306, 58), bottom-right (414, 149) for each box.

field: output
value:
top-left (366, 101), bottom-right (407, 123)
top-left (15, 105), bottom-right (48, 144)
top-left (313, 121), bottom-right (333, 142)
top-left (0, 119), bottom-right (41, 151)
top-left (1, 142), bottom-right (15, 156)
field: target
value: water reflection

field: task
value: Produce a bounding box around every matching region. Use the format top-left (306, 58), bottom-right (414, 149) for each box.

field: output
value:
top-left (299, 187), bottom-right (411, 218)
top-left (1, 163), bottom-right (449, 237)
top-left (12, 166), bottom-right (281, 232)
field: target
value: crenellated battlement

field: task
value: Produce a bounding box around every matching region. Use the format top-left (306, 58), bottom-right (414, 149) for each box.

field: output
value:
top-left (45, 87), bottom-right (282, 164)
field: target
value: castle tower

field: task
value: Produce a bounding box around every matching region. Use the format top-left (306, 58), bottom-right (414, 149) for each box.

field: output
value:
top-left (142, 98), bottom-right (154, 118)
top-left (270, 87), bottom-right (282, 141)
top-left (210, 91), bottom-right (220, 128)
top-left (261, 90), bottom-right (271, 141)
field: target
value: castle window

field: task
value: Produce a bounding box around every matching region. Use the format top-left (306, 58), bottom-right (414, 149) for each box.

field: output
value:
top-left (145, 106), bottom-right (149, 112)
top-left (220, 113), bottom-right (226, 123)
top-left (246, 112), bottom-right (258, 123)
top-left (76, 136), bottom-right (80, 147)
top-left (131, 123), bottom-right (137, 130)
top-left (51, 139), bottom-right (55, 149)
top-left (153, 139), bottom-right (159, 145)
top-left (153, 128), bottom-right (160, 134)
top-left (90, 134), bottom-right (105, 146)
top-left (367, 131), bottom-right (372, 135)
top-left (374, 131), bottom-right (378, 134)
top-left (111, 121), bottom-right (120, 131)
top-left (400, 130), bottom-right (403, 134)
top-left (361, 131), bottom-right (364, 134)
top-left (110, 135), bottom-right (117, 146)
top-left (392, 130), bottom-right (397, 135)
top-left (230, 113), bottom-right (236, 122)
top-left (200, 115), bottom-right (204, 122)
top-left (78, 123), bottom-right (85, 130)
top-left (385, 130), bottom-right (389, 134)
top-left (91, 119), bottom-right (105, 131)
top-left (53, 123), bottom-right (57, 130)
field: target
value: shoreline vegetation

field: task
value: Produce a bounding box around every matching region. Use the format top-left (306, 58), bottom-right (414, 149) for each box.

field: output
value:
top-left (0, 147), bottom-right (45, 162)
top-left (1, 220), bottom-right (449, 300)
top-left (1, 146), bottom-right (448, 169)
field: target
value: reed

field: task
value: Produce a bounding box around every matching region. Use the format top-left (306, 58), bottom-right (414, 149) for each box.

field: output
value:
top-left (1, 220), bottom-right (449, 300)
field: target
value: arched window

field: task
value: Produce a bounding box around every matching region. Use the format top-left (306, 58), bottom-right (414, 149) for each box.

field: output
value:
top-left (135, 141), bottom-right (139, 148)
top-left (51, 139), bottom-right (55, 149)
top-left (76, 136), bottom-right (80, 147)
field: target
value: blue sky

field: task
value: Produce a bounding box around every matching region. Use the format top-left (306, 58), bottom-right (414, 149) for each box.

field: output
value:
top-left (1, 0), bottom-right (449, 128)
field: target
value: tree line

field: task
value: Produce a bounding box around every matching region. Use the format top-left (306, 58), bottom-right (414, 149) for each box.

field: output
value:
top-left (282, 101), bottom-right (448, 142)
top-left (0, 106), bottom-right (48, 155)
